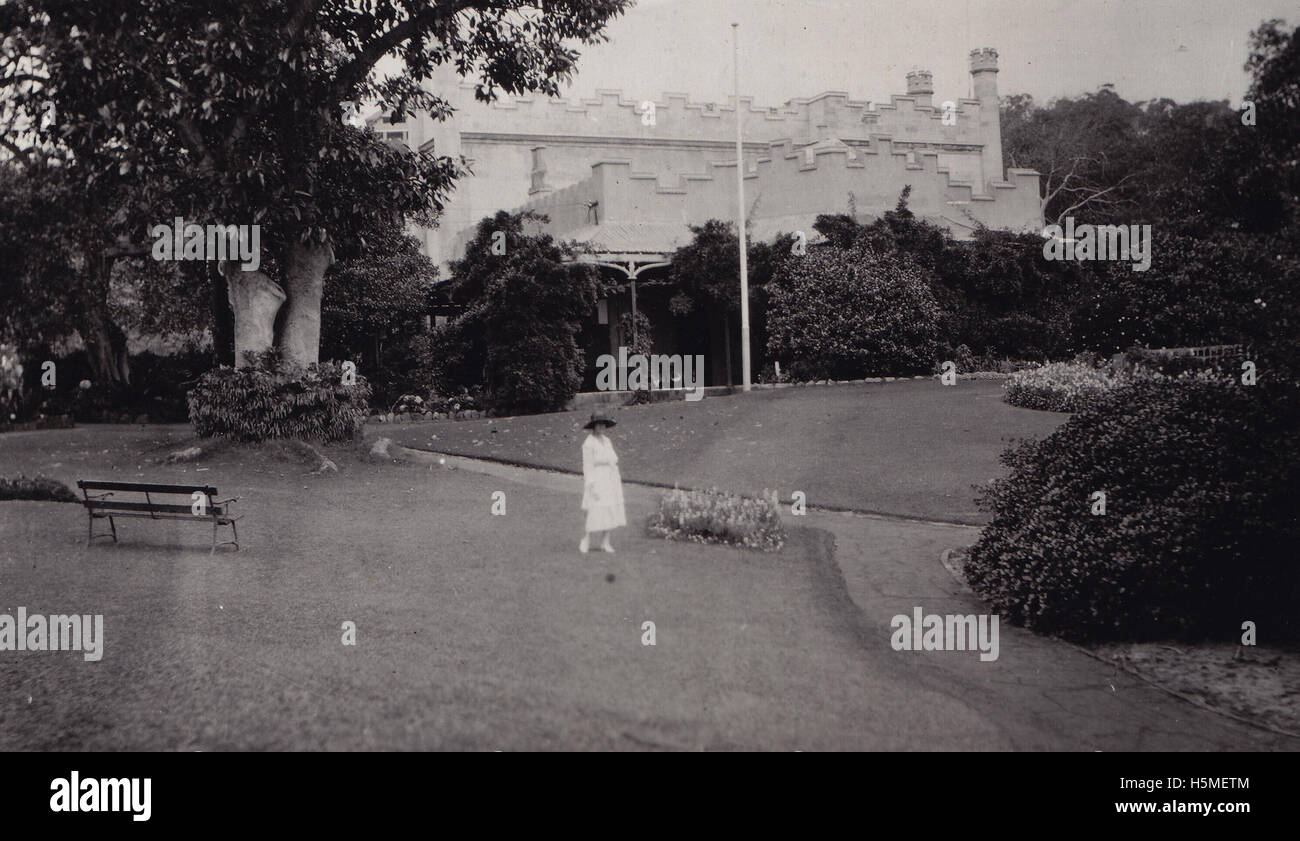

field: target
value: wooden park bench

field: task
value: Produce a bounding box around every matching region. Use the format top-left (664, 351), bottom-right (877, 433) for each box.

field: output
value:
top-left (77, 480), bottom-right (242, 554)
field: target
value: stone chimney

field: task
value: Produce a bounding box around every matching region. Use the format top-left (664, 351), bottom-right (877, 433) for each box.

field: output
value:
top-left (969, 48), bottom-right (1003, 188)
top-left (529, 146), bottom-right (550, 196)
top-left (905, 70), bottom-right (934, 109)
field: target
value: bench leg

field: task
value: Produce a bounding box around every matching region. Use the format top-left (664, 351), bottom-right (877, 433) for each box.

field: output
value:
top-left (86, 515), bottom-right (118, 547)
top-left (211, 519), bottom-right (240, 554)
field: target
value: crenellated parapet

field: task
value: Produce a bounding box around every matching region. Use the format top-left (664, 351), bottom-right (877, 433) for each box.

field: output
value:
top-left (422, 47), bottom-right (1033, 268)
top-left (515, 135), bottom-right (1041, 249)
top-left (430, 73), bottom-right (992, 149)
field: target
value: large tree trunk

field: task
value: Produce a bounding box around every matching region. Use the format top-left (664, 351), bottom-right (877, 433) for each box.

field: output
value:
top-left (75, 260), bottom-right (130, 386)
top-left (224, 263), bottom-right (285, 367)
top-left (278, 240), bottom-right (335, 368)
top-left (77, 304), bottom-right (130, 386)
top-left (208, 261), bottom-right (236, 367)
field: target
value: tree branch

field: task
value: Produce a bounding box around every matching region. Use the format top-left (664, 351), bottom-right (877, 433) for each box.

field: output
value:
top-left (330, 0), bottom-right (486, 99)
top-left (1052, 176), bottom-right (1135, 223)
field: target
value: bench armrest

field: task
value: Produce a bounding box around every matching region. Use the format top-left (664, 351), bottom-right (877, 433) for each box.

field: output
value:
top-left (83, 491), bottom-right (114, 500)
top-left (212, 496), bottom-right (239, 505)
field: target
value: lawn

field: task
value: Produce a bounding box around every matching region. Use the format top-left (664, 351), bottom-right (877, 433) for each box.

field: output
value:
top-left (1, 424), bottom-right (1285, 751)
top-left (0, 426), bottom-right (1004, 751)
top-left (375, 379), bottom-right (1069, 524)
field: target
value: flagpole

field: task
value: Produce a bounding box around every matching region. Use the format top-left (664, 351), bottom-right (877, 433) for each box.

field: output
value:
top-left (732, 22), bottom-right (751, 392)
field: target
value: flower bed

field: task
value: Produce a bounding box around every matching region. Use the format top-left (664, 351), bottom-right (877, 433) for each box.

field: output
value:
top-left (645, 487), bottom-right (786, 552)
top-left (1002, 361), bottom-right (1123, 412)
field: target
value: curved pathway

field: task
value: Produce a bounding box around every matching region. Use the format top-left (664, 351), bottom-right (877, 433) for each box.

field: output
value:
top-left (392, 442), bottom-right (1295, 750)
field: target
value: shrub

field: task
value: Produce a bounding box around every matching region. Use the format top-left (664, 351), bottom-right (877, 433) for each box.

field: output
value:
top-left (618, 310), bottom-right (653, 359)
top-left (767, 244), bottom-right (941, 379)
top-left (965, 380), bottom-right (1300, 642)
top-left (0, 474), bottom-right (77, 503)
top-left (321, 216), bottom-right (440, 410)
top-left (939, 344), bottom-right (1043, 375)
top-left (445, 212), bottom-right (604, 415)
top-left (428, 309), bottom-right (488, 399)
top-left (1002, 361), bottom-right (1121, 412)
top-left (187, 353), bottom-right (371, 442)
top-left (8, 348), bottom-right (209, 424)
top-left (1117, 346), bottom-right (1243, 381)
top-left (645, 487), bottom-right (786, 551)
top-left (391, 394), bottom-right (427, 415)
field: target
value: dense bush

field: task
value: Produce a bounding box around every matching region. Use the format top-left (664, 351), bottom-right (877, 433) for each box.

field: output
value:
top-left (1002, 361), bottom-right (1121, 412)
top-left (618, 310), bottom-right (653, 358)
top-left (941, 344), bottom-right (1044, 375)
top-left (1118, 346), bottom-right (1244, 380)
top-left (767, 244), bottom-right (941, 379)
top-left (187, 353), bottom-right (371, 442)
top-left (0, 474), bottom-right (77, 503)
top-left (645, 487), bottom-right (786, 551)
top-left (7, 348), bottom-right (208, 423)
top-left (428, 309), bottom-right (487, 399)
top-left (321, 217), bottom-right (439, 410)
top-left (1072, 229), bottom-right (1294, 358)
top-left (440, 212), bottom-right (603, 415)
top-left (812, 198), bottom-right (1082, 362)
top-left (966, 380), bottom-right (1300, 642)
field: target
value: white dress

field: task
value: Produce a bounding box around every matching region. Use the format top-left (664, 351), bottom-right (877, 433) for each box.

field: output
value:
top-left (581, 433), bottom-right (627, 532)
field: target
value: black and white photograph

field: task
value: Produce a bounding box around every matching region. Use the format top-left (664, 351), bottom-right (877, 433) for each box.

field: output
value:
top-left (0, 0), bottom-right (1295, 814)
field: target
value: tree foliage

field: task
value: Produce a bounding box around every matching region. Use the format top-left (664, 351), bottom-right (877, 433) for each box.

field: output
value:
top-left (321, 212), bottom-right (439, 405)
top-left (812, 192), bottom-right (1081, 361)
top-left (669, 219), bottom-right (742, 313)
top-left (1, 0), bottom-right (632, 380)
top-left (766, 243), bottom-right (941, 379)
top-left (1001, 88), bottom-right (1144, 226)
top-left (441, 210), bottom-right (605, 414)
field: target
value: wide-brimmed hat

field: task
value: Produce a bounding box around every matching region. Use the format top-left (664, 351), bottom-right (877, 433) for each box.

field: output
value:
top-left (583, 413), bottom-right (616, 430)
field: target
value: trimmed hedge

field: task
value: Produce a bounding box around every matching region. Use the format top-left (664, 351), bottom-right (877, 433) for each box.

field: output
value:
top-left (187, 358), bottom-right (371, 442)
top-left (966, 379), bottom-right (1300, 642)
top-left (646, 487), bottom-right (786, 551)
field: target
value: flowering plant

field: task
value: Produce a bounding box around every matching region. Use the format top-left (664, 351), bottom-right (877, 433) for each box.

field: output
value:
top-left (645, 486), bottom-right (785, 552)
top-left (1003, 361), bottom-right (1122, 412)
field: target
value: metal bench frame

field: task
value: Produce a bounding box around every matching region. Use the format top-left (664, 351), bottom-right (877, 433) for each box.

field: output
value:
top-left (77, 480), bottom-right (242, 555)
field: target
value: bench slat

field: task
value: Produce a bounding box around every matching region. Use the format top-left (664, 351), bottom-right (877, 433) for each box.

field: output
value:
top-left (85, 501), bottom-right (227, 517)
top-left (78, 480), bottom-right (219, 495)
top-left (90, 511), bottom-right (238, 523)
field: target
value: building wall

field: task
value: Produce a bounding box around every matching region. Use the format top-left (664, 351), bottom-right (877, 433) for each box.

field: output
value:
top-left (515, 142), bottom-right (1040, 245)
top-left (376, 49), bottom-right (1039, 271)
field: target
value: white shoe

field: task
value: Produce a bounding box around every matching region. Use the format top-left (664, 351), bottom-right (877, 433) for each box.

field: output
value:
top-left (601, 541), bottom-right (614, 553)
top-left (579, 536), bottom-right (589, 554)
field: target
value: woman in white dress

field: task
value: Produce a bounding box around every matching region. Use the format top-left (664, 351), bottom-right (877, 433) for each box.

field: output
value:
top-left (579, 413), bottom-right (626, 553)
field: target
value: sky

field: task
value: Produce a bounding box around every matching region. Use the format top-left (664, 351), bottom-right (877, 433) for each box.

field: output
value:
top-left (545, 0), bottom-right (1297, 109)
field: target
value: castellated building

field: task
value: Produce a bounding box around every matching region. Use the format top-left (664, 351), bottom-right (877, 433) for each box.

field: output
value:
top-left (375, 48), bottom-right (1042, 389)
